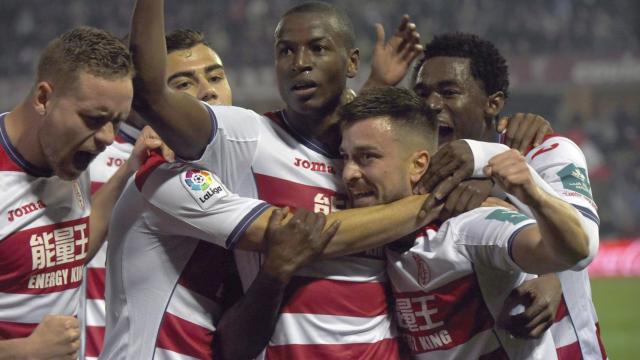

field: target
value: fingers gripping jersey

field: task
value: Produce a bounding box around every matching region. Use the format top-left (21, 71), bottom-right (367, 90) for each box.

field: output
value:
top-left (100, 154), bottom-right (268, 360)
top-left (0, 113), bottom-right (90, 339)
top-left (525, 136), bottom-right (606, 360)
top-left (191, 105), bottom-right (399, 359)
top-left (386, 207), bottom-right (558, 360)
top-left (82, 123), bottom-right (137, 360)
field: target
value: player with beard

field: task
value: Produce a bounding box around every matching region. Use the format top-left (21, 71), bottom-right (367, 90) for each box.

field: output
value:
top-left (82, 28), bottom-right (233, 359)
top-left (0, 27), bottom-right (164, 359)
top-left (413, 33), bottom-right (606, 359)
top-left (339, 86), bottom-right (589, 359)
top-left (127, 0), bottom-right (447, 358)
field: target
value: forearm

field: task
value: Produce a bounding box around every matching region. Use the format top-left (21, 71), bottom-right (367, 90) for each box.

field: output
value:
top-left (216, 271), bottom-right (286, 360)
top-left (322, 195), bottom-right (428, 257)
top-left (528, 190), bottom-right (589, 272)
top-left (239, 195), bottom-right (428, 256)
top-left (0, 339), bottom-right (28, 360)
top-left (88, 162), bottom-right (134, 261)
top-left (130, 0), bottom-right (210, 159)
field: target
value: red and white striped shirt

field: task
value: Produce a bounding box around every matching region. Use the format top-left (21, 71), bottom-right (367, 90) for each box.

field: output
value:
top-left (0, 112), bottom-right (90, 339)
top-left (81, 123), bottom-right (137, 360)
top-left (386, 208), bottom-right (558, 359)
top-left (192, 105), bottom-right (399, 359)
top-left (100, 154), bottom-right (268, 359)
top-left (469, 135), bottom-right (607, 359)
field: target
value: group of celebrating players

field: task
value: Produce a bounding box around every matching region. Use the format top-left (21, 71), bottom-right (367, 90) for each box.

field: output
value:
top-left (0, 0), bottom-right (608, 359)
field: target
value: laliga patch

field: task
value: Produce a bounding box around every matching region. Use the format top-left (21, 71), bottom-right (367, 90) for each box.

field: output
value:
top-left (180, 168), bottom-right (228, 209)
top-left (557, 164), bottom-right (593, 200)
top-left (486, 209), bottom-right (529, 225)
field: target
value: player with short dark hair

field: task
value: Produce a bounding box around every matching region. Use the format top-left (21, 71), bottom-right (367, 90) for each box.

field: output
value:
top-left (0, 26), bottom-right (159, 360)
top-left (128, 0), bottom-right (430, 358)
top-left (339, 86), bottom-right (589, 359)
top-left (413, 32), bottom-right (607, 359)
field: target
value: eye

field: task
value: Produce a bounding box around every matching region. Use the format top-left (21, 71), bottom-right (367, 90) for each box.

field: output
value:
top-left (209, 75), bottom-right (223, 83)
top-left (83, 115), bottom-right (107, 129)
top-left (311, 44), bottom-right (326, 53)
top-left (441, 88), bottom-right (461, 97)
top-left (278, 47), bottom-right (292, 57)
top-left (173, 81), bottom-right (193, 91)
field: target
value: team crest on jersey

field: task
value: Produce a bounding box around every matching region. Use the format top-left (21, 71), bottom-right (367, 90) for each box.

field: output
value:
top-left (180, 168), bottom-right (228, 209)
top-left (486, 208), bottom-right (529, 225)
top-left (412, 253), bottom-right (431, 287)
top-left (557, 164), bottom-right (593, 200)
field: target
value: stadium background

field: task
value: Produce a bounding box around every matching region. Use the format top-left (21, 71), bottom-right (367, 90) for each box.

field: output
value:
top-left (0, 0), bottom-right (637, 357)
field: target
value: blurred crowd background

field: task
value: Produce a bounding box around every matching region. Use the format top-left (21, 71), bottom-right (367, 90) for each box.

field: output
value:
top-left (1, 0), bottom-right (638, 238)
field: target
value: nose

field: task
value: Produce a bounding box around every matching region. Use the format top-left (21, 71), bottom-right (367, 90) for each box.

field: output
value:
top-left (426, 92), bottom-right (443, 113)
top-left (198, 82), bottom-right (218, 104)
top-left (95, 121), bottom-right (116, 149)
top-left (292, 48), bottom-right (312, 73)
top-left (342, 159), bottom-right (363, 186)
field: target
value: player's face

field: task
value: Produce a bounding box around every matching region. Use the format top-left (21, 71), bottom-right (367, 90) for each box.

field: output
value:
top-left (38, 71), bottom-right (133, 180)
top-left (413, 57), bottom-right (492, 147)
top-left (275, 13), bottom-right (357, 117)
top-left (166, 44), bottom-right (232, 106)
top-left (340, 117), bottom-right (413, 208)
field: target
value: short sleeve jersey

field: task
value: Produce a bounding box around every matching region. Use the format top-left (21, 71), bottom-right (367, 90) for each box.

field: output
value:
top-left (0, 112), bottom-right (91, 339)
top-left (191, 104), bottom-right (399, 359)
top-left (100, 153), bottom-right (268, 360)
top-left (386, 207), bottom-right (558, 360)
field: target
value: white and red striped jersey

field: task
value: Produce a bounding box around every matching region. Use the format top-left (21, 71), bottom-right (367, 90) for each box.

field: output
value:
top-left (468, 135), bottom-right (607, 359)
top-left (525, 136), bottom-right (607, 360)
top-left (100, 153), bottom-right (269, 360)
top-left (81, 123), bottom-right (138, 360)
top-left (0, 112), bottom-right (90, 339)
top-left (386, 207), bottom-right (558, 359)
top-left (192, 105), bottom-right (399, 359)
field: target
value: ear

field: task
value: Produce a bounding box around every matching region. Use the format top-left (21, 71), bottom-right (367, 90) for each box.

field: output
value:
top-left (484, 91), bottom-right (505, 119)
top-left (409, 149), bottom-right (430, 186)
top-left (346, 48), bottom-right (359, 78)
top-left (33, 81), bottom-right (53, 116)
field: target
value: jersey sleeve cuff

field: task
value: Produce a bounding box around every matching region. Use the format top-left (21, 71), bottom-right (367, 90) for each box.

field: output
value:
top-left (225, 202), bottom-right (271, 249)
top-left (463, 139), bottom-right (510, 178)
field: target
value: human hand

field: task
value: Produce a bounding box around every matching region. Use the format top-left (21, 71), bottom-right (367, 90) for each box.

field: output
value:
top-left (498, 274), bottom-right (562, 338)
top-left (497, 113), bottom-right (553, 154)
top-left (262, 208), bottom-right (340, 283)
top-left (363, 15), bottom-right (423, 89)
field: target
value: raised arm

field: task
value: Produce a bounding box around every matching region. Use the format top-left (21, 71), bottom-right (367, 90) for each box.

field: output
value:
top-left (485, 150), bottom-right (589, 274)
top-left (130, 0), bottom-right (211, 159)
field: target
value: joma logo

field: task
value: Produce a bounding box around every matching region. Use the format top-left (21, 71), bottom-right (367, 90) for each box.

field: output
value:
top-left (8, 200), bottom-right (46, 222)
top-left (293, 157), bottom-right (336, 174)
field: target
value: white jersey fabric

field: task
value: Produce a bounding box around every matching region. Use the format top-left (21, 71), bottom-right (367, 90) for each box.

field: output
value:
top-left (80, 123), bottom-right (138, 360)
top-left (100, 153), bottom-right (268, 360)
top-left (468, 135), bottom-right (607, 359)
top-left (0, 112), bottom-right (90, 339)
top-left (386, 207), bottom-right (558, 359)
top-left (191, 104), bottom-right (399, 359)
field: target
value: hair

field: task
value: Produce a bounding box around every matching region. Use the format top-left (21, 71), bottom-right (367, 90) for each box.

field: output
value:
top-left (339, 87), bottom-right (438, 152)
top-left (36, 26), bottom-right (133, 91)
top-left (413, 32), bottom-right (509, 98)
top-left (279, 1), bottom-right (356, 49)
top-left (166, 29), bottom-right (210, 54)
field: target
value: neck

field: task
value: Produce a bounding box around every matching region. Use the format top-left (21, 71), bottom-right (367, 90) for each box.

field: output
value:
top-left (4, 100), bottom-right (48, 169)
top-left (284, 105), bottom-right (342, 153)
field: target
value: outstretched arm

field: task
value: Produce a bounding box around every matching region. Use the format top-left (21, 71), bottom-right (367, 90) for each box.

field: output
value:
top-left (239, 194), bottom-right (438, 257)
top-left (216, 209), bottom-right (339, 360)
top-left (130, 0), bottom-right (211, 159)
